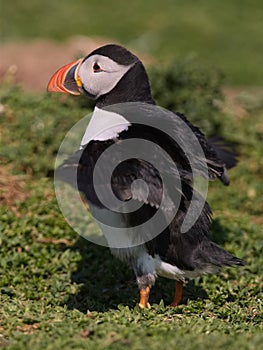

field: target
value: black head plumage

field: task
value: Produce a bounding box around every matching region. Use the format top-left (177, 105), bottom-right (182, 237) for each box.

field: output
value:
top-left (86, 44), bottom-right (139, 66)
top-left (85, 44), bottom-right (155, 107)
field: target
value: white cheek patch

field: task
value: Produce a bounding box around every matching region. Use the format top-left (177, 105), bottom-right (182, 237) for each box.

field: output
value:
top-left (78, 55), bottom-right (134, 98)
top-left (80, 107), bottom-right (131, 147)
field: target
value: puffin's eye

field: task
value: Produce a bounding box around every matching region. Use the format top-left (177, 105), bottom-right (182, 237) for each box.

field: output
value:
top-left (93, 62), bottom-right (102, 73)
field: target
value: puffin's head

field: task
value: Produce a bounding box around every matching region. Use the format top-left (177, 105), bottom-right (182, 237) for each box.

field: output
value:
top-left (47, 44), bottom-right (153, 106)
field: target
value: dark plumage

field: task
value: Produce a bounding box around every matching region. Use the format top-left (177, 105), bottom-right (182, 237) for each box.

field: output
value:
top-left (86, 44), bottom-right (139, 66)
top-left (48, 44), bottom-right (245, 308)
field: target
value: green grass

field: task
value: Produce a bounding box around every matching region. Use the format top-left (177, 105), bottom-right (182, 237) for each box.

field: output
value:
top-left (0, 177), bottom-right (262, 349)
top-left (0, 76), bottom-right (263, 349)
top-left (0, 5), bottom-right (263, 346)
top-left (1, 0), bottom-right (263, 85)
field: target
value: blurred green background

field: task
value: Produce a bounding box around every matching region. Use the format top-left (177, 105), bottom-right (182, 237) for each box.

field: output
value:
top-left (0, 2), bottom-right (263, 350)
top-left (1, 0), bottom-right (263, 85)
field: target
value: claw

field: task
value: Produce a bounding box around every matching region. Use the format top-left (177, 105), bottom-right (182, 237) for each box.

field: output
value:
top-left (139, 302), bottom-right (151, 309)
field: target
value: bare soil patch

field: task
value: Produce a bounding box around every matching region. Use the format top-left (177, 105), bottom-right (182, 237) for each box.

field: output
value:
top-left (0, 36), bottom-right (111, 91)
top-left (0, 36), bottom-right (248, 116)
top-left (0, 164), bottom-right (30, 216)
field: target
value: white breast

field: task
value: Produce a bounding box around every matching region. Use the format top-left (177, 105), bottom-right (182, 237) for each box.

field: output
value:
top-left (80, 107), bottom-right (131, 147)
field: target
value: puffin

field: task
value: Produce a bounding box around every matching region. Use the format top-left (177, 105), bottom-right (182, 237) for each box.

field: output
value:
top-left (47, 44), bottom-right (245, 308)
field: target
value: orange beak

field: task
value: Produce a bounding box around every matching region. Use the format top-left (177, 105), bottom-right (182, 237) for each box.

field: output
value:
top-left (47, 58), bottom-right (83, 95)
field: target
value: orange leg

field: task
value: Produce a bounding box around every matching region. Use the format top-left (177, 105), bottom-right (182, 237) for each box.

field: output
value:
top-left (139, 286), bottom-right (151, 308)
top-left (170, 280), bottom-right (184, 307)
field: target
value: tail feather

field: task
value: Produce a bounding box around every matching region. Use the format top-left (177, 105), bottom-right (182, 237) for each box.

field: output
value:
top-left (195, 240), bottom-right (245, 268)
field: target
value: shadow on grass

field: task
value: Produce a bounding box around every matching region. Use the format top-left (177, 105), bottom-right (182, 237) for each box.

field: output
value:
top-left (64, 219), bottom-right (234, 313)
top-left (64, 237), bottom-right (138, 313)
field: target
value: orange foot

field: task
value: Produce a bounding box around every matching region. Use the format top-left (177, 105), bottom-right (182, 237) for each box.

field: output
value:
top-left (170, 280), bottom-right (183, 307)
top-left (139, 286), bottom-right (151, 308)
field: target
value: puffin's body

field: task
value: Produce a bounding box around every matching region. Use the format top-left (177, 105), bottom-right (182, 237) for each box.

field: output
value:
top-left (48, 44), bottom-right (244, 307)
